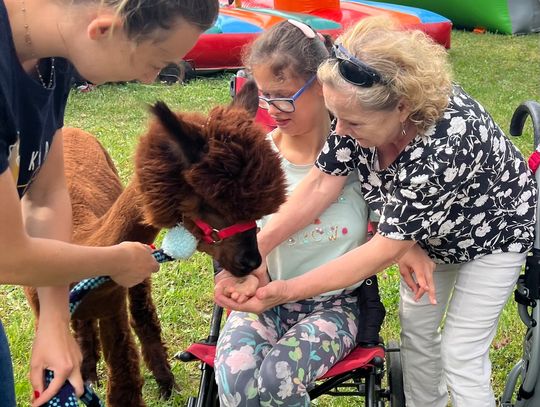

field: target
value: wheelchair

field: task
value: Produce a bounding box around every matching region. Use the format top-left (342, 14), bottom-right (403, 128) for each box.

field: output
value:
top-left (176, 262), bottom-right (405, 407)
top-left (501, 100), bottom-right (540, 407)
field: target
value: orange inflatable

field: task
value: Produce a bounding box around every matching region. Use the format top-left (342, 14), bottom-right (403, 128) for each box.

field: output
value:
top-left (274, 0), bottom-right (340, 13)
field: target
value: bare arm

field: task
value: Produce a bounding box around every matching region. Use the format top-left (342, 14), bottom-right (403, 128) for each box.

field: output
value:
top-left (216, 233), bottom-right (437, 312)
top-left (0, 170), bottom-right (155, 286)
top-left (282, 233), bottom-right (436, 304)
top-left (280, 233), bottom-right (414, 300)
top-left (257, 166), bottom-right (347, 257)
top-left (0, 132), bottom-right (157, 287)
top-left (20, 130), bottom-right (83, 404)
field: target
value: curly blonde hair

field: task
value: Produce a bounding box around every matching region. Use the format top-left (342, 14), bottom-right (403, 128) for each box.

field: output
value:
top-left (318, 16), bottom-right (452, 134)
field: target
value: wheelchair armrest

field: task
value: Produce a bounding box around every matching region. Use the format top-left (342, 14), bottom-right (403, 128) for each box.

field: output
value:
top-left (523, 250), bottom-right (540, 300)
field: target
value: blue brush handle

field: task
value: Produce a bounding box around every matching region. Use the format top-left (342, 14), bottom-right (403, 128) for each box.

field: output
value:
top-left (44, 248), bottom-right (174, 407)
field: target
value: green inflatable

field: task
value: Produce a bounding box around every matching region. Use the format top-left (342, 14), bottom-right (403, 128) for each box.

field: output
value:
top-left (380, 0), bottom-right (540, 34)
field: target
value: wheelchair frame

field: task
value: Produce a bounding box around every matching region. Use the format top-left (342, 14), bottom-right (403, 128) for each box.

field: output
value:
top-left (177, 258), bottom-right (405, 407)
top-left (176, 302), bottom-right (405, 407)
top-left (501, 101), bottom-right (540, 407)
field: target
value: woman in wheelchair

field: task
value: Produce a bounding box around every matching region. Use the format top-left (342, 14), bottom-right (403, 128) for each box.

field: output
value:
top-left (216, 17), bottom-right (537, 407)
top-left (213, 20), bottom-right (385, 406)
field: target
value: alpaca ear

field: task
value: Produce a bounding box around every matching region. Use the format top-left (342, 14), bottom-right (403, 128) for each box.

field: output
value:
top-left (230, 79), bottom-right (259, 118)
top-left (149, 101), bottom-right (207, 165)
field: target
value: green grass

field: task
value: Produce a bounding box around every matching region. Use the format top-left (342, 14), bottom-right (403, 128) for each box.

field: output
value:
top-left (0, 29), bottom-right (539, 406)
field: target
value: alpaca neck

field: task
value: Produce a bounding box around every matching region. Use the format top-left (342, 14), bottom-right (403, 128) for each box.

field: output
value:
top-left (80, 182), bottom-right (160, 247)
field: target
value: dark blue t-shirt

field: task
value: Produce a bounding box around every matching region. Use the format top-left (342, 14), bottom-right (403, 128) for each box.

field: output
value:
top-left (0, 0), bottom-right (73, 197)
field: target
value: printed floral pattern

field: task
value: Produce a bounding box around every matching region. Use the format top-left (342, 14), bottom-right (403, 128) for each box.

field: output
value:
top-left (316, 85), bottom-right (537, 263)
top-left (215, 294), bottom-right (359, 407)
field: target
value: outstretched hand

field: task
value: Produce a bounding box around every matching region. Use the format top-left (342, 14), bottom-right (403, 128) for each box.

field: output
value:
top-left (110, 242), bottom-right (159, 287)
top-left (215, 279), bottom-right (290, 314)
top-left (214, 263), bottom-right (290, 313)
top-left (398, 244), bottom-right (437, 304)
top-left (216, 273), bottom-right (260, 304)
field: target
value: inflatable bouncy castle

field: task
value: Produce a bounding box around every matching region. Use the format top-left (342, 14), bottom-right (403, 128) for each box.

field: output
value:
top-left (184, 0), bottom-right (452, 70)
top-left (382, 0), bottom-right (540, 34)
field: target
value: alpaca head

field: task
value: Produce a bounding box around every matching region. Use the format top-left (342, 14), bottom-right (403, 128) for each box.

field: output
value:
top-left (135, 83), bottom-right (286, 276)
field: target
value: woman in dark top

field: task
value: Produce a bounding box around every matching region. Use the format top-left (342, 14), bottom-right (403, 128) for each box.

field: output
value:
top-left (215, 16), bottom-right (537, 407)
top-left (0, 0), bottom-right (218, 405)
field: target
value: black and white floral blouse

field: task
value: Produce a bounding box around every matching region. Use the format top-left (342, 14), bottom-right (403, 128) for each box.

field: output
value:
top-left (316, 85), bottom-right (537, 264)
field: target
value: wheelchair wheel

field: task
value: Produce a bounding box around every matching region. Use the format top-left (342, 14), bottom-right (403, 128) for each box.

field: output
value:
top-left (386, 340), bottom-right (405, 407)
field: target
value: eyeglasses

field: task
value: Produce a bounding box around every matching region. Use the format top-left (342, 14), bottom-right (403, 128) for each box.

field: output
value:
top-left (333, 43), bottom-right (386, 87)
top-left (258, 75), bottom-right (317, 113)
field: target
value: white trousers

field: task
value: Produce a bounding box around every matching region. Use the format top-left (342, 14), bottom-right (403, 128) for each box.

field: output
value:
top-left (399, 252), bottom-right (525, 407)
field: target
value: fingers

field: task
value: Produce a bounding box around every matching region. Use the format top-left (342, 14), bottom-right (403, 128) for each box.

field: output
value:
top-left (31, 369), bottom-right (66, 407)
top-left (405, 268), bottom-right (437, 305)
top-left (425, 267), bottom-right (437, 305)
top-left (400, 267), bottom-right (418, 295)
top-left (113, 242), bottom-right (160, 287)
top-left (69, 369), bottom-right (85, 397)
top-left (217, 275), bottom-right (258, 303)
top-left (223, 284), bottom-right (235, 297)
top-left (29, 365), bottom-right (44, 406)
top-left (230, 293), bottom-right (248, 304)
top-left (215, 291), bottom-right (248, 311)
top-left (215, 285), bottom-right (252, 309)
top-left (413, 270), bottom-right (428, 302)
top-left (412, 266), bottom-right (437, 304)
top-left (414, 286), bottom-right (426, 302)
top-left (214, 281), bottom-right (236, 309)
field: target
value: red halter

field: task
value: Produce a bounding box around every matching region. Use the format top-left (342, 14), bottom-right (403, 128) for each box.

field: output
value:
top-left (193, 219), bottom-right (257, 244)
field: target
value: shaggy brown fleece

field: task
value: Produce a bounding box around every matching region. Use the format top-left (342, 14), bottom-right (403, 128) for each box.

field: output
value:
top-left (26, 87), bottom-right (286, 407)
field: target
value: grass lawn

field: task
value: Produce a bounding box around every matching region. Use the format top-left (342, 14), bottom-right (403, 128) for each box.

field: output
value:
top-left (0, 29), bottom-right (539, 406)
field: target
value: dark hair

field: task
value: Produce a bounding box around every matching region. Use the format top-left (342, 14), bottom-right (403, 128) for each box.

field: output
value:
top-left (243, 20), bottom-right (332, 81)
top-left (102, 0), bottom-right (219, 40)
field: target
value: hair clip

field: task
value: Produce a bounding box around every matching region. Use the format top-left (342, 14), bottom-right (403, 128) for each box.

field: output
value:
top-left (287, 19), bottom-right (316, 39)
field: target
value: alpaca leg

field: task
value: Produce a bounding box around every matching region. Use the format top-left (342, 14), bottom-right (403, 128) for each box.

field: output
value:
top-left (99, 302), bottom-right (146, 407)
top-left (129, 279), bottom-right (177, 399)
top-left (72, 319), bottom-right (101, 385)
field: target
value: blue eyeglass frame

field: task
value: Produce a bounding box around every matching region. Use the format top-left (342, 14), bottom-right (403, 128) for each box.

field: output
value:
top-left (333, 43), bottom-right (386, 87)
top-left (258, 74), bottom-right (317, 113)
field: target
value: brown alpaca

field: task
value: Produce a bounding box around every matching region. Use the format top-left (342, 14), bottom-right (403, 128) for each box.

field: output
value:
top-left (26, 86), bottom-right (286, 407)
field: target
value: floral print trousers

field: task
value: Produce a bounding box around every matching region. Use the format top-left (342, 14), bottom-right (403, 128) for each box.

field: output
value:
top-left (215, 293), bottom-right (360, 407)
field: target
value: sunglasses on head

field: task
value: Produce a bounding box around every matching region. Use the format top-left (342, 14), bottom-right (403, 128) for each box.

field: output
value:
top-left (332, 43), bottom-right (386, 87)
top-left (258, 74), bottom-right (317, 113)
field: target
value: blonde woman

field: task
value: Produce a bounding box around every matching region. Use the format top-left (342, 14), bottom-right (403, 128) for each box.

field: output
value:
top-left (0, 0), bottom-right (218, 405)
top-left (215, 17), bottom-right (537, 407)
